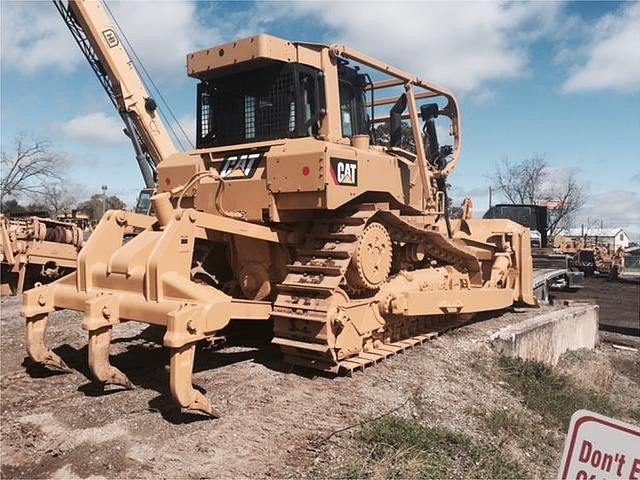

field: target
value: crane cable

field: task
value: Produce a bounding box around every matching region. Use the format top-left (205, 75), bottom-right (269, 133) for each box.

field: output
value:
top-left (103, 0), bottom-right (194, 151)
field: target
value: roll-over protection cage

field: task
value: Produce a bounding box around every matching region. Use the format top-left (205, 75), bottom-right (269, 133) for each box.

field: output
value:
top-left (190, 38), bottom-right (462, 213)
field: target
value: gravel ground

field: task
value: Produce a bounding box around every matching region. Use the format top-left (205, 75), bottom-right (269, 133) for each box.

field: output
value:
top-left (1, 295), bottom-right (638, 479)
top-left (552, 276), bottom-right (640, 336)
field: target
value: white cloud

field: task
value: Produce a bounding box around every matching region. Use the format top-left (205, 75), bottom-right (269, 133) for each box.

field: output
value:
top-left (104, 1), bottom-right (217, 79)
top-left (471, 90), bottom-right (497, 106)
top-left (169, 115), bottom-right (197, 150)
top-left (55, 111), bottom-right (197, 151)
top-left (0, 1), bottom-right (80, 74)
top-left (562, 2), bottom-right (640, 93)
top-left (540, 165), bottom-right (583, 193)
top-left (576, 190), bottom-right (640, 241)
top-left (54, 112), bottom-right (127, 146)
top-left (0, 1), bottom-right (225, 80)
top-left (270, 1), bottom-right (562, 94)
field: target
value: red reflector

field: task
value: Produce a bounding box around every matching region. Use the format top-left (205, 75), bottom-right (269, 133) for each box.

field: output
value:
top-left (164, 177), bottom-right (171, 186)
top-left (302, 166), bottom-right (310, 176)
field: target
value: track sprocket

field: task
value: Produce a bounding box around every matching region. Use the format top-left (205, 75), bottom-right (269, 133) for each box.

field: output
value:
top-left (345, 222), bottom-right (392, 293)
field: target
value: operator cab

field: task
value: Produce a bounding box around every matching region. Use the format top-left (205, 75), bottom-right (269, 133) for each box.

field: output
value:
top-left (188, 35), bottom-right (371, 149)
top-left (187, 34), bottom-right (457, 176)
top-left (195, 62), bottom-right (325, 148)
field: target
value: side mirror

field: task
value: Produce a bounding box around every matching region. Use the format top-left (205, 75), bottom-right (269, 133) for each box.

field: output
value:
top-left (390, 93), bottom-right (407, 147)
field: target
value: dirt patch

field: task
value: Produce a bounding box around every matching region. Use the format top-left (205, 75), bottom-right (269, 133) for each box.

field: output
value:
top-left (552, 276), bottom-right (640, 335)
top-left (1, 295), bottom-right (638, 479)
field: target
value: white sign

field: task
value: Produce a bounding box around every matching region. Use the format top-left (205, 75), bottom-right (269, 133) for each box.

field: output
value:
top-left (558, 410), bottom-right (640, 479)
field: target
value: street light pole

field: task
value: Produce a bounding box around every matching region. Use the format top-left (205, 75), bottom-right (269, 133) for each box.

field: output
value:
top-left (101, 185), bottom-right (108, 218)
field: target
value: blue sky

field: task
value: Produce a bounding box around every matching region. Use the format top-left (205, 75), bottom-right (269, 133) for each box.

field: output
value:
top-left (1, 1), bottom-right (639, 238)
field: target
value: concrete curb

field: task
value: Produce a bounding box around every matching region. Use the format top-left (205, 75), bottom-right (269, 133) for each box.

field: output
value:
top-left (490, 304), bottom-right (599, 366)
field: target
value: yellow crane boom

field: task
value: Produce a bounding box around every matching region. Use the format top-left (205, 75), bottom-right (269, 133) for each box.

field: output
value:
top-left (55, 0), bottom-right (177, 186)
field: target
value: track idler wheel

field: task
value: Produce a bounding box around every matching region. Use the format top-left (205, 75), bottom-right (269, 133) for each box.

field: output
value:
top-left (345, 222), bottom-right (393, 294)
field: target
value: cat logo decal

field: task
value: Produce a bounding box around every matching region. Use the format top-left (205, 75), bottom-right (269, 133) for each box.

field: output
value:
top-left (330, 158), bottom-right (357, 186)
top-left (219, 153), bottom-right (262, 179)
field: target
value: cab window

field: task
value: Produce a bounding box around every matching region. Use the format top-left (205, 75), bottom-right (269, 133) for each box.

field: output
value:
top-left (338, 62), bottom-right (368, 139)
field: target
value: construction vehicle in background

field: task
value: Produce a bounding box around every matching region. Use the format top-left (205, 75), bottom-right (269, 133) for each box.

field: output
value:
top-left (483, 204), bottom-right (583, 301)
top-left (1, 196), bottom-right (152, 296)
top-left (133, 187), bottom-right (155, 216)
top-left (57, 211), bottom-right (92, 232)
top-left (591, 244), bottom-right (625, 278)
top-left (1, 0), bottom-right (165, 297)
top-left (22, 0), bottom-right (537, 418)
top-left (1, 214), bottom-right (83, 295)
top-left (553, 235), bottom-right (625, 278)
top-left (122, 187), bottom-right (156, 239)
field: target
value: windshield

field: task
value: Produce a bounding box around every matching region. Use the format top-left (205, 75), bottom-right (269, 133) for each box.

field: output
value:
top-left (135, 189), bottom-right (153, 215)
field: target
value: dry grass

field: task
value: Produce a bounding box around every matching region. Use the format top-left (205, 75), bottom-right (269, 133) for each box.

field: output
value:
top-left (337, 415), bottom-right (527, 479)
top-left (320, 354), bottom-right (636, 479)
top-left (498, 356), bottom-right (619, 430)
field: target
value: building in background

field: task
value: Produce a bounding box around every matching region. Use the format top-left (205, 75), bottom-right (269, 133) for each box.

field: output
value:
top-left (624, 246), bottom-right (640, 272)
top-left (561, 228), bottom-right (630, 250)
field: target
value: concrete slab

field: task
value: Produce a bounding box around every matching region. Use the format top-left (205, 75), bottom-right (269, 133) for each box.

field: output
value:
top-left (490, 304), bottom-right (599, 366)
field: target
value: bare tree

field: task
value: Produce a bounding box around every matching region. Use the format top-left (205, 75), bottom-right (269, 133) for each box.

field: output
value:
top-left (546, 170), bottom-right (584, 237)
top-left (490, 155), bottom-right (585, 238)
top-left (493, 155), bottom-right (548, 204)
top-left (31, 183), bottom-right (77, 216)
top-left (0, 136), bottom-right (64, 205)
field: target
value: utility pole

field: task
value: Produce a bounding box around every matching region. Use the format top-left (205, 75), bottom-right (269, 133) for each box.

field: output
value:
top-left (101, 185), bottom-right (108, 217)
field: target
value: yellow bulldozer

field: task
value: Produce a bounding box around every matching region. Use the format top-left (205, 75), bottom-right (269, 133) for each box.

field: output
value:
top-left (22, 0), bottom-right (536, 417)
top-left (1, 213), bottom-right (83, 295)
top-left (553, 235), bottom-right (625, 278)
